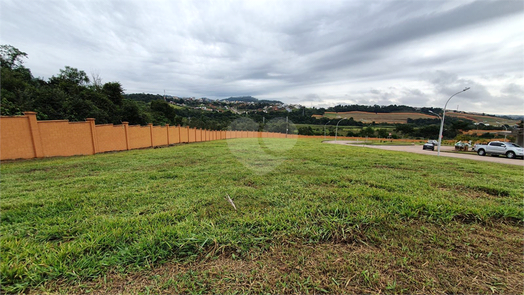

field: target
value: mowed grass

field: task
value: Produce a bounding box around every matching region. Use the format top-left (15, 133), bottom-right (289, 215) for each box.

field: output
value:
top-left (1, 138), bottom-right (523, 294)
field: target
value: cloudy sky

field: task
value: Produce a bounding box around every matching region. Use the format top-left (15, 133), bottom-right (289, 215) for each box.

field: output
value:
top-left (1, 0), bottom-right (523, 114)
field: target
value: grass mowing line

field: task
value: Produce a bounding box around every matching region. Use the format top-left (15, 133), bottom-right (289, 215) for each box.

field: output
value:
top-left (1, 138), bottom-right (523, 293)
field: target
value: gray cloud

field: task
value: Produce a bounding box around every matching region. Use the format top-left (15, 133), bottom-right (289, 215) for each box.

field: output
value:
top-left (501, 83), bottom-right (524, 95)
top-left (1, 0), bottom-right (523, 114)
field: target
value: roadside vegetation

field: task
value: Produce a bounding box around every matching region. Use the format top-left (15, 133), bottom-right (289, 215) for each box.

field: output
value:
top-left (1, 138), bottom-right (522, 294)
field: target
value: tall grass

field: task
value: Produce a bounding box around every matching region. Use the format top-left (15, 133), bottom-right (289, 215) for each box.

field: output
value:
top-left (1, 138), bottom-right (522, 292)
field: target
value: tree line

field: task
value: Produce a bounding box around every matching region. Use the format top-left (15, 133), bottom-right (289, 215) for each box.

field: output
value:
top-left (1, 45), bottom-right (151, 125)
top-left (1, 44), bottom-right (480, 138)
top-left (0, 45), bottom-right (265, 130)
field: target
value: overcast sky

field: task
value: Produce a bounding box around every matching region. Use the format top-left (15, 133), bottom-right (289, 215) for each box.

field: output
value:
top-left (1, 0), bottom-right (523, 115)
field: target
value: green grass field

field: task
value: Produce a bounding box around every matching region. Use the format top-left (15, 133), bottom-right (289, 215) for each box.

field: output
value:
top-left (1, 138), bottom-right (523, 294)
top-left (295, 124), bottom-right (395, 137)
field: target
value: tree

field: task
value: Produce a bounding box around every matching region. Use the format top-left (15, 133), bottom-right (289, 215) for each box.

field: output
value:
top-left (50, 66), bottom-right (90, 86)
top-left (451, 120), bottom-right (472, 132)
top-left (417, 125), bottom-right (440, 139)
top-left (377, 128), bottom-right (388, 138)
top-left (394, 124), bottom-right (414, 135)
top-left (90, 71), bottom-right (103, 90)
top-left (345, 130), bottom-right (357, 137)
top-left (0, 45), bottom-right (28, 69)
top-left (298, 126), bottom-right (315, 135)
top-left (360, 126), bottom-right (375, 137)
top-left (102, 82), bottom-right (124, 106)
top-left (0, 45), bottom-right (34, 116)
top-left (121, 100), bottom-right (150, 125)
top-left (150, 99), bottom-right (179, 125)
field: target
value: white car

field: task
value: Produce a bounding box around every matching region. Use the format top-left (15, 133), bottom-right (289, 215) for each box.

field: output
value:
top-left (474, 141), bottom-right (524, 159)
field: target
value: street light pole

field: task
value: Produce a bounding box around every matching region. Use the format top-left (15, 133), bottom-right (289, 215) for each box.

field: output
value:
top-left (496, 121), bottom-right (508, 142)
top-left (335, 118), bottom-right (345, 141)
top-left (323, 120), bottom-right (331, 140)
top-left (428, 110), bottom-right (442, 121)
top-left (437, 87), bottom-right (470, 156)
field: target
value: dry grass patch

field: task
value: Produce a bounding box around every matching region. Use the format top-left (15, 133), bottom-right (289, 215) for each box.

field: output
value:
top-left (44, 221), bottom-right (523, 294)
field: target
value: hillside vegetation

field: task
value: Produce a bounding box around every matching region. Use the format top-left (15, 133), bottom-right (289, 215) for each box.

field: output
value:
top-left (320, 111), bottom-right (519, 125)
top-left (1, 138), bottom-right (522, 293)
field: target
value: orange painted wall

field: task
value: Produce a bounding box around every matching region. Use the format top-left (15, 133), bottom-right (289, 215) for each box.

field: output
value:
top-left (128, 126), bottom-right (151, 149)
top-left (196, 129), bottom-right (202, 142)
top-left (96, 124), bottom-right (127, 153)
top-left (180, 127), bottom-right (189, 143)
top-left (153, 126), bottom-right (168, 146)
top-left (169, 126), bottom-right (180, 144)
top-left (188, 128), bottom-right (196, 142)
top-left (38, 121), bottom-right (94, 157)
top-left (0, 116), bottom-right (35, 160)
top-left (1, 113), bottom-right (304, 161)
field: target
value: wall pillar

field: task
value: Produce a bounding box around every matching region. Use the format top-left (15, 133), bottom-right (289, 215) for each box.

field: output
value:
top-left (166, 124), bottom-right (170, 145)
top-left (24, 111), bottom-right (44, 158)
top-left (149, 123), bottom-right (154, 147)
top-left (122, 122), bottom-right (130, 150)
top-left (178, 125), bottom-right (181, 143)
top-left (86, 118), bottom-right (99, 155)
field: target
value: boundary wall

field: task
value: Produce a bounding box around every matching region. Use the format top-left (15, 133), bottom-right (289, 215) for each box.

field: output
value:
top-left (0, 112), bottom-right (296, 160)
top-left (2, 112), bottom-right (481, 161)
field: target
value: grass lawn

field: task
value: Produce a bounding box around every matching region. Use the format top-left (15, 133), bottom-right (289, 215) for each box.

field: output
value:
top-left (1, 138), bottom-right (523, 294)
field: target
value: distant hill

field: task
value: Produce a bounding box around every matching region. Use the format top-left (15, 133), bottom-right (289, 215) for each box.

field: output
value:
top-left (319, 111), bottom-right (520, 125)
top-left (321, 111), bottom-right (435, 124)
top-left (221, 96), bottom-right (283, 104)
top-left (446, 112), bottom-right (520, 126)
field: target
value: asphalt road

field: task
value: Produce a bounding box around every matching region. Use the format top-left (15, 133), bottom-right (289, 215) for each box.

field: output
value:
top-left (324, 141), bottom-right (524, 166)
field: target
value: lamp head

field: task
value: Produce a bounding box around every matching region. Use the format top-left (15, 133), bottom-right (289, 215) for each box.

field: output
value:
top-left (463, 87), bottom-right (470, 91)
